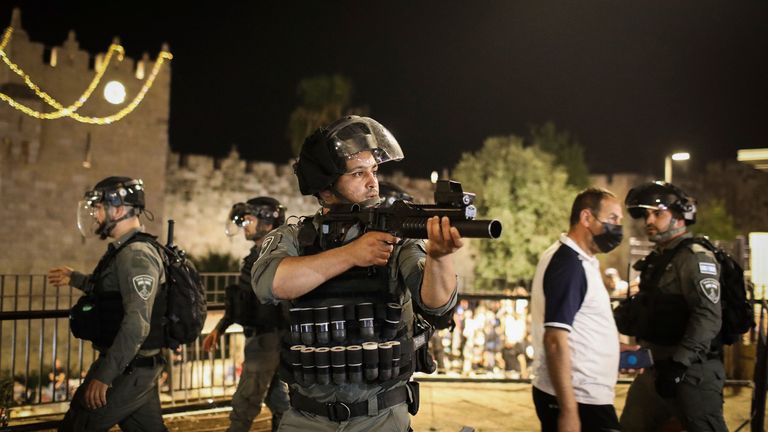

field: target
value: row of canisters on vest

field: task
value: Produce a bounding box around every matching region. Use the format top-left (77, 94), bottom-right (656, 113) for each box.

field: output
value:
top-left (289, 341), bottom-right (403, 385)
top-left (289, 302), bottom-right (403, 345)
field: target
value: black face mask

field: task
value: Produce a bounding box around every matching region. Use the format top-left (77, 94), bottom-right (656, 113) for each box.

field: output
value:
top-left (592, 221), bottom-right (623, 253)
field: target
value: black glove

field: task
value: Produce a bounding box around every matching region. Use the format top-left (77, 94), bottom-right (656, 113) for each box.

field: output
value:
top-left (654, 359), bottom-right (687, 398)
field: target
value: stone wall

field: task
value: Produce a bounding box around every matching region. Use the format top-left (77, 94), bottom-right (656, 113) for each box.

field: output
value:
top-left (0, 10), bottom-right (171, 274)
top-left (162, 149), bottom-right (452, 264)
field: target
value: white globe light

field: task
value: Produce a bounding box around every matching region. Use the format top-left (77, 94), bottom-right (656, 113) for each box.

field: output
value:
top-left (430, 171), bottom-right (439, 184)
top-left (103, 80), bottom-right (126, 104)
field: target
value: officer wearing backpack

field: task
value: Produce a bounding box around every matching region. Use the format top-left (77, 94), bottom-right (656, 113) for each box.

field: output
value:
top-left (251, 116), bottom-right (462, 431)
top-left (202, 197), bottom-right (290, 432)
top-left (48, 177), bottom-right (168, 431)
top-left (616, 181), bottom-right (727, 431)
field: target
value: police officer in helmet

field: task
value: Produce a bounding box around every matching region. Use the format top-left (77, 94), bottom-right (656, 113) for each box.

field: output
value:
top-left (203, 197), bottom-right (290, 432)
top-left (48, 177), bottom-right (168, 431)
top-left (251, 116), bottom-right (463, 431)
top-left (617, 181), bottom-right (727, 431)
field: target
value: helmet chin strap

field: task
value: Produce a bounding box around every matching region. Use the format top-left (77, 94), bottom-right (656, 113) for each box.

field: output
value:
top-left (649, 216), bottom-right (686, 243)
top-left (95, 206), bottom-right (136, 240)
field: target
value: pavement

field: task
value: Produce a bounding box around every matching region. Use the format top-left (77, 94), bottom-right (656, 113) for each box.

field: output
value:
top-left (10, 380), bottom-right (756, 431)
top-left (156, 380), bottom-right (757, 431)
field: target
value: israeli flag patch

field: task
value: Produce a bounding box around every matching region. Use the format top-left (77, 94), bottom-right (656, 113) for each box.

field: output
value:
top-left (699, 262), bottom-right (717, 275)
top-left (132, 275), bottom-right (154, 300)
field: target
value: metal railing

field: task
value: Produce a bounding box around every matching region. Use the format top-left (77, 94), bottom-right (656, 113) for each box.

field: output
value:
top-left (0, 273), bottom-right (241, 426)
top-left (1, 272), bottom-right (764, 428)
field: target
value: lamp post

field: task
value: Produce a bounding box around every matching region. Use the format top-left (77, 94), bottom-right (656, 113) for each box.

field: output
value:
top-left (664, 152), bottom-right (690, 183)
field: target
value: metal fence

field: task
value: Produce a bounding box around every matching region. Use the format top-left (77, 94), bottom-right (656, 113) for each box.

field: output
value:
top-left (0, 269), bottom-right (763, 425)
top-left (0, 273), bottom-right (242, 423)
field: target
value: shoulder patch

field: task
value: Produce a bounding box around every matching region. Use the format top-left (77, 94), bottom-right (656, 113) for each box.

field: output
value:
top-left (258, 234), bottom-right (277, 259)
top-left (132, 275), bottom-right (155, 300)
top-left (699, 278), bottom-right (720, 304)
top-left (699, 262), bottom-right (717, 275)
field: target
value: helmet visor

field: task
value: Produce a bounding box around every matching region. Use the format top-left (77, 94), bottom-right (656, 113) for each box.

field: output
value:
top-left (225, 202), bottom-right (250, 237)
top-left (76, 199), bottom-right (101, 238)
top-left (330, 117), bottom-right (404, 164)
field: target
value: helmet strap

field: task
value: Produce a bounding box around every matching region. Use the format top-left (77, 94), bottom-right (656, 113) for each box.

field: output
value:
top-left (649, 216), bottom-right (686, 243)
top-left (96, 205), bottom-right (137, 240)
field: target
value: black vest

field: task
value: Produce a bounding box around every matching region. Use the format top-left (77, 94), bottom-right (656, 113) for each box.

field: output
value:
top-left (280, 218), bottom-right (415, 388)
top-left (615, 244), bottom-right (690, 345)
top-left (227, 245), bottom-right (286, 330)
top-left (70, 233), bottom-right (166, 351)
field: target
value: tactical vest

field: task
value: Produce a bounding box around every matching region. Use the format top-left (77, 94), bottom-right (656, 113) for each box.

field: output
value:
top-left (69, 233), bottom-right (167, 351)
top-left (227, 246), bottom-right (285, 330)
top-left (614, 243), bottom-right (690, 345)
top-left (280, 218), bottom-right (418, 389)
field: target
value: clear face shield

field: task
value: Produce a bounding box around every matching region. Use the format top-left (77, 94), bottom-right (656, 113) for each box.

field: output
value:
top-left (330, 117), bottom-right (404, 165)
top-left (76, 191), bottom-right (104, 238)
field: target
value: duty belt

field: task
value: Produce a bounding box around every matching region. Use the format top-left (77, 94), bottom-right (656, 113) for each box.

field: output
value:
top-left (289, 385), bottom-right (409, 422)
top-left (98, 353), bottom-right (165, 375)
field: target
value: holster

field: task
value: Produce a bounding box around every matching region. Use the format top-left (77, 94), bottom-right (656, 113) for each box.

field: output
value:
top-left (406, 381), bottom-right (420, 415)
top-left (412, 314), bottom-right (436, 374)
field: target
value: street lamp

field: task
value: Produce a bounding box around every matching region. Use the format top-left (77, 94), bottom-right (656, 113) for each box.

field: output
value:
top-left (664, 152), bottom-right (690, 183)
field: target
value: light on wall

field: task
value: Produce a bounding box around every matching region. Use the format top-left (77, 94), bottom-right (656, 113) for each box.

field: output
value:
top-left (103, 81), bottom-right (126, 104)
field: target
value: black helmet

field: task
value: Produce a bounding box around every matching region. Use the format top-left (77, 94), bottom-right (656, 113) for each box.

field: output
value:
top-left (294, 116), bottom-right (404, 196)
top-left (625, 181), bottom-right (696, 225)
top-left (86, 176), bottom-right (145, 209)
top-left (378, 181), bottom-right (414, 208)
top-left (225, 196), bottom-right (286, 237)
top-left (245, 196), bottom-right (286, 227)
top-left (77, 176), bottom-right (145, 239)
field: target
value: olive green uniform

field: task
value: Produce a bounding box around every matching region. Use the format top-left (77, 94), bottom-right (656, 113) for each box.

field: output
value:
top-left (60, 228), bottom-right (167, 432)
top-left (619, 233), bottom-right (727, 431)
top-left (251, 217), bottom-right (457, 432)
top-left (215, 244), bottom-right (289, 432)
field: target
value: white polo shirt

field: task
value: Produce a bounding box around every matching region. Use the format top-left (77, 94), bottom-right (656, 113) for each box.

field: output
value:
top-left (530, 234), bottom-right (619, 405)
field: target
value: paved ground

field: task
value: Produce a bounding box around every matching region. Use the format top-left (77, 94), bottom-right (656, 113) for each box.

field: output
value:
top-left (160, 381), bottom-right (756, 432)
top-left (13, 381), bottom-right (757, 431)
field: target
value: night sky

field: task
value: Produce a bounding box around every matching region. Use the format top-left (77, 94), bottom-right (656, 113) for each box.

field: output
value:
top-left (2, 1), bottom-right (767, 178)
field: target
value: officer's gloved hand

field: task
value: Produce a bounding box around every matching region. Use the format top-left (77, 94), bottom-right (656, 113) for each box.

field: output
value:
top-left (654, 359), bottom-right (687, 398)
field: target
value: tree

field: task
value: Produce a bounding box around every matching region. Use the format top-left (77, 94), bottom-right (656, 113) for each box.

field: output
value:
top-left (528, 122), bottom-right (590, 188)
top-left (682, 161), bottom-right (768, 236)
top-left (453, 135), bottom-right (578, 291)
top-left (693, 199), bottom-right (739, 241)
top-left (287, 75), bottom-right (353, 157)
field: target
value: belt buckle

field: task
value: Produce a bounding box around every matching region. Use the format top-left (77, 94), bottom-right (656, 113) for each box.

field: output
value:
top-left (326, 401), bottom-right (351, 422)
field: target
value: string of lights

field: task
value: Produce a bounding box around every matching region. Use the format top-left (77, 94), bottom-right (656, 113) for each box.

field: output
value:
top-left (0, 27), bottom-right (127, 119)
top-left (0, 26), bottom-right (172, 125)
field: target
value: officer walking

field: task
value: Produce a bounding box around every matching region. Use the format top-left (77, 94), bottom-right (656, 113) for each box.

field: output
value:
top-left (617, 181), bottom-right (727, 431)
top-left (202, 197), bottom-right (290, 432)
top-left (48, 177), bottom-right (168, 431)
top-left (251, 116), bottom-right (463, 431)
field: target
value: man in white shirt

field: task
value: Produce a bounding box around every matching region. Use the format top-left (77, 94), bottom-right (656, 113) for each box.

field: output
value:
top-left (531, 188), bottom-right (624, 432)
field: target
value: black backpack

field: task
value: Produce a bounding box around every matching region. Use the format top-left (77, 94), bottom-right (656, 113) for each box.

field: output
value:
top-left (155, 237), bottom-right (208, 349)
top-left (688, 238), bottom-right (755, 345)
top-left (70, 223), bottom-right (207, 350)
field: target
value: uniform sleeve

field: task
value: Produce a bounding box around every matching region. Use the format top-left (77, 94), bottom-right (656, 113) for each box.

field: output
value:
top-left (542, 247), bottom-right (587, 332)
top-left (251, 225), bottom-right (300, 305)
top-left (401, 239), bottom-right (458, 316)
top-left (69, 271), bottom-right (91, 292)
top-left (91, 243), bottom-right (164, 384)
top-left (672, 246), bottom-right (722, 366)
